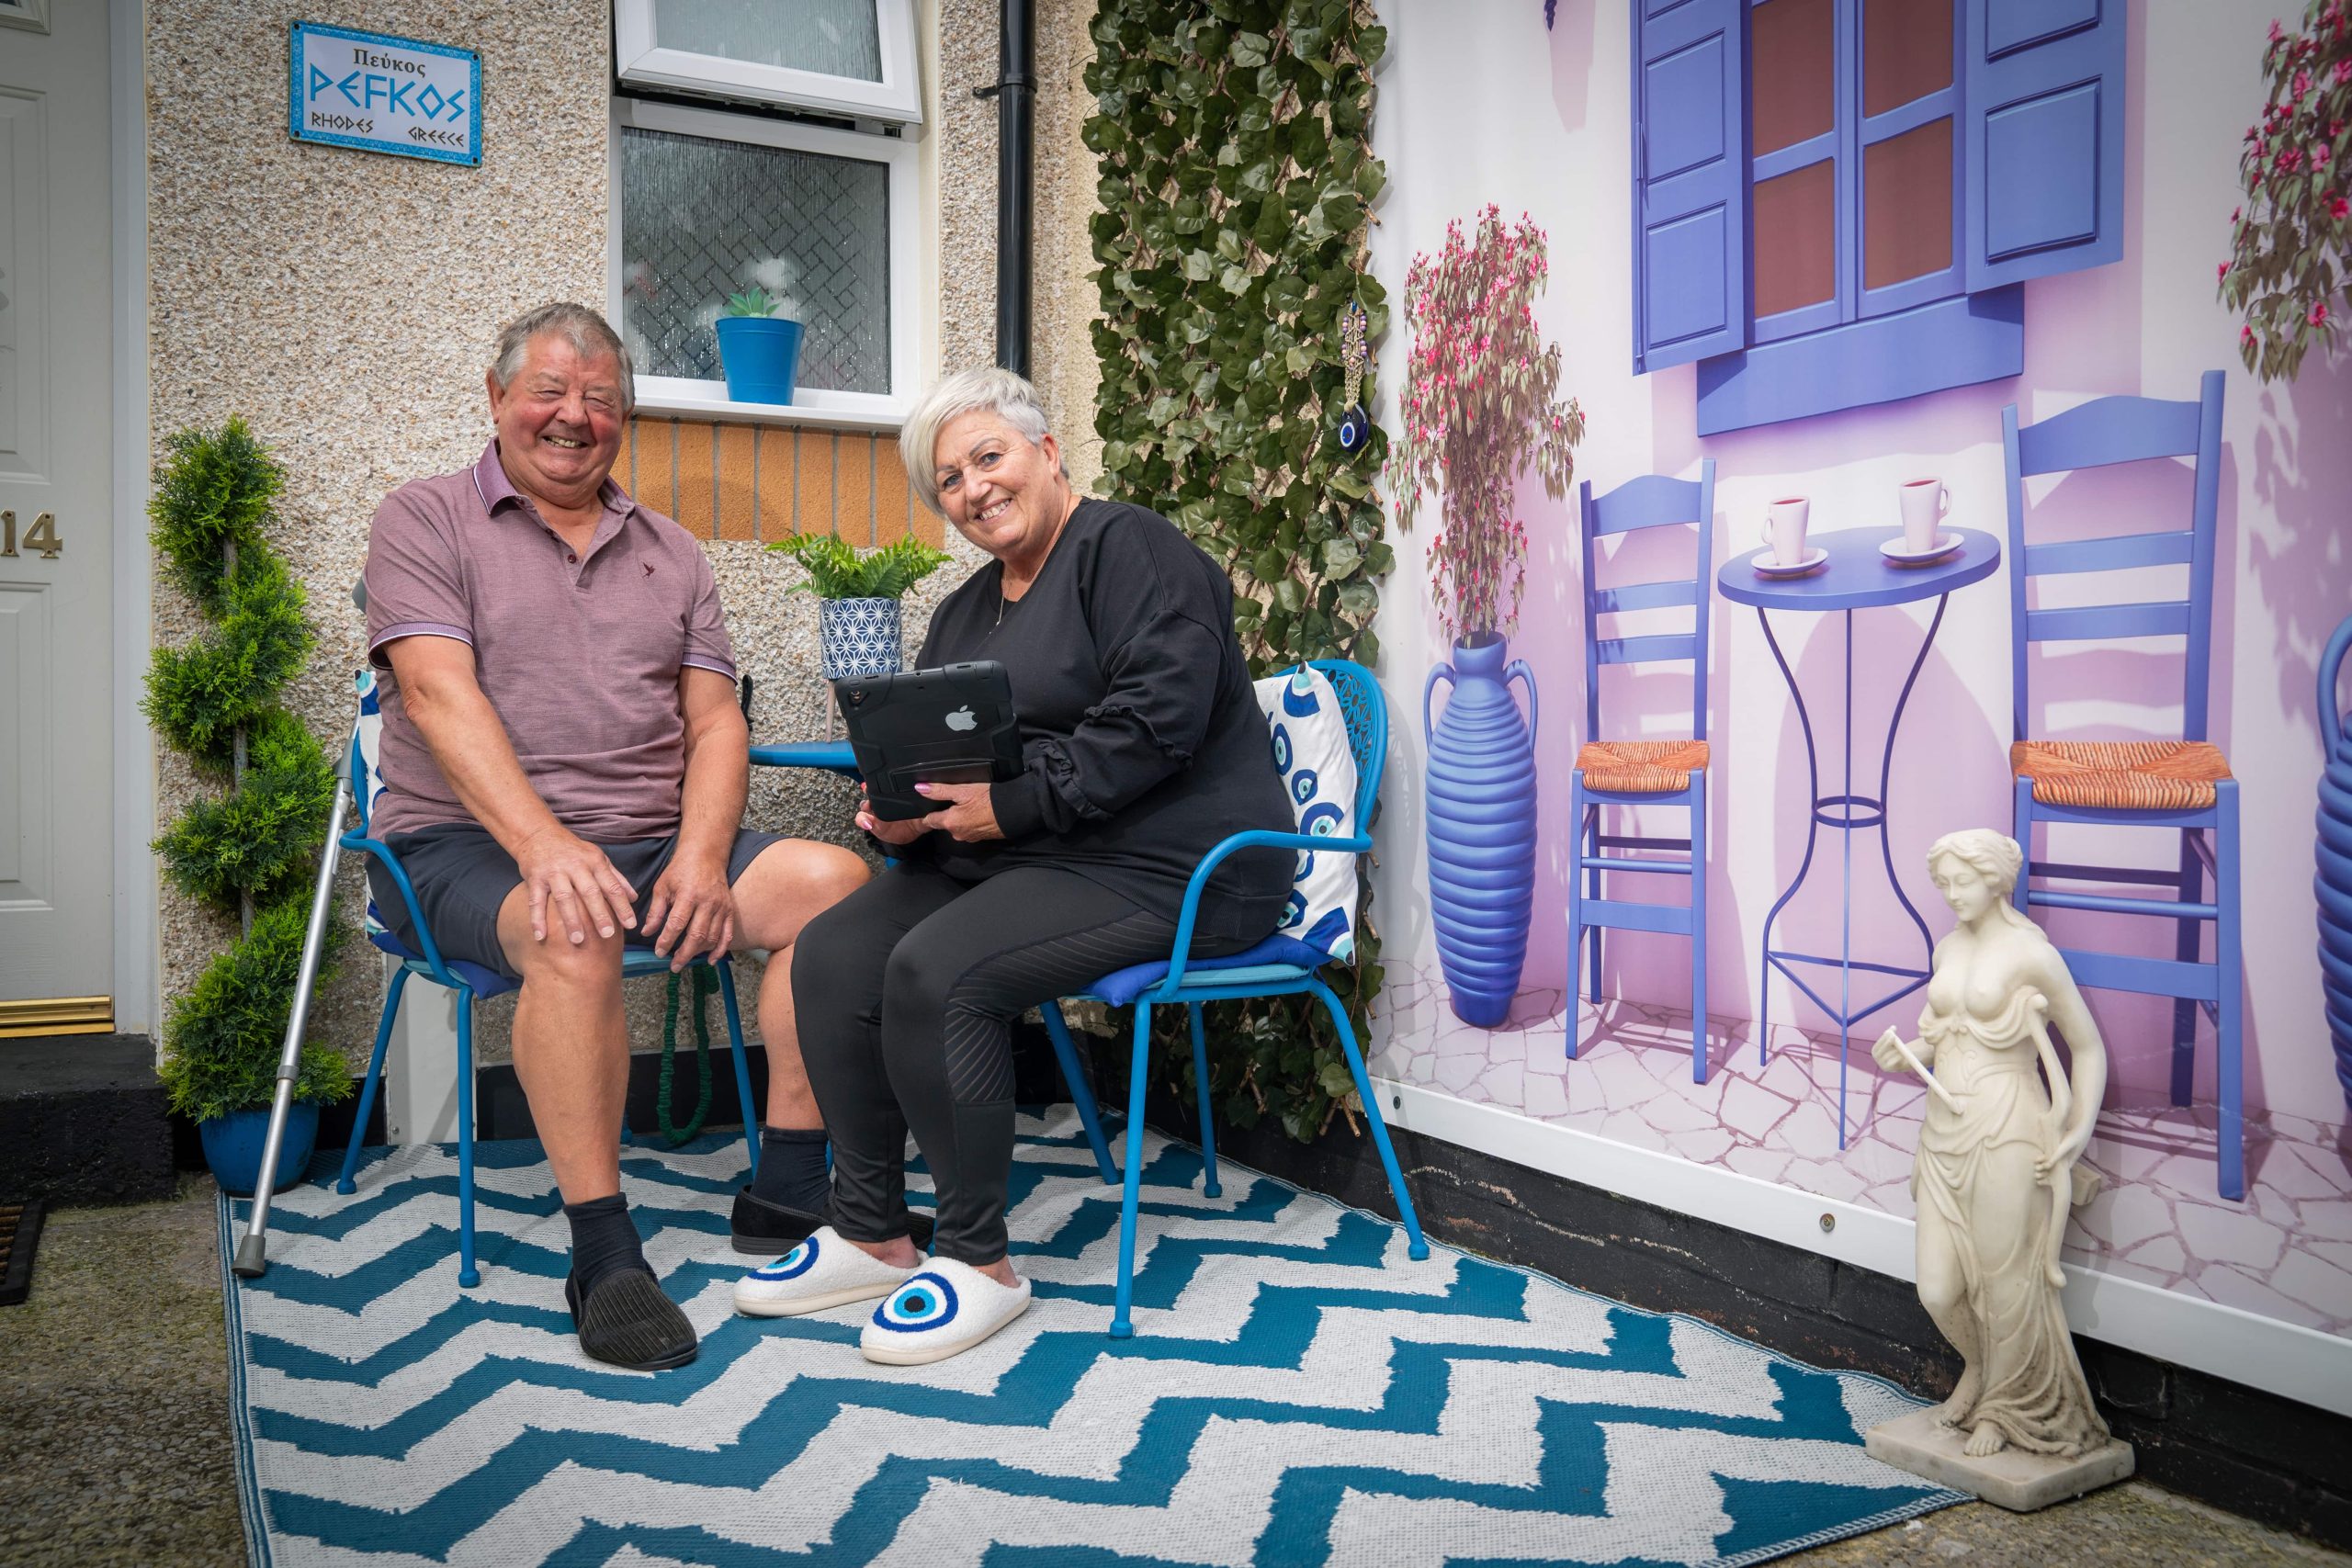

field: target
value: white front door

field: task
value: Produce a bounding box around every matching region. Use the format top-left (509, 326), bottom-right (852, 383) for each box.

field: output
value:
top-left (0, 1), bottom-right (115, 1034)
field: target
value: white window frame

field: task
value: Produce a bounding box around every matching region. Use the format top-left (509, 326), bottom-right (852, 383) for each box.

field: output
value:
top-left (614, 0), bottom-right (922, 127)
top-left (610, 96), bottom-right (922, 429)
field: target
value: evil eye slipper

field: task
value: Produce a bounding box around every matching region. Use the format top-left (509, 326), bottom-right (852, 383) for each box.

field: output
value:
top-left (859, 1258), bottom-right (1033, 1366)
top-left (732, 1226), bottom-right (915, 1318)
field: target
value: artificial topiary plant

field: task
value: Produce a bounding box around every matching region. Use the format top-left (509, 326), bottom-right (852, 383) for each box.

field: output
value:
top-left (145, 418), bottom-right (350, 1124)
top-left (1085, 0), bottom-right (1393, 1142)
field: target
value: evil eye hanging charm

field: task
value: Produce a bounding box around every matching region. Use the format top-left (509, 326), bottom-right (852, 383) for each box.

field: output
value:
top-left (1335, 299), bottom-right (1371, 455)
top-left (1337, 403), bottom-right (1371, 453)
top-left (872, 1271), bottom-right (961, 1334)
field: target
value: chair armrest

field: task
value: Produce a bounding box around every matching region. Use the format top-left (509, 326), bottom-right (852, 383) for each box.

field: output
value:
top-left (339, 831), bottom-right (465, 989)
top-left (1163, 829), bottom-right (1368, 990)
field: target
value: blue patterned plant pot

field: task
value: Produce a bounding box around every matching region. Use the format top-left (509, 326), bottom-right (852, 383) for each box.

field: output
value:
top-left (1424, 635), bottom-right (1539, 1027)
top-left (820, 596), bottom-right (904, 682)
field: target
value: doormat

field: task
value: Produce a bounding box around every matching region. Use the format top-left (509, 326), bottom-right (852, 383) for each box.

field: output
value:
top-left (0, 1199), bottom-right (44, 1307)
top-left (219, 1111), bottom-right (1962, 1566)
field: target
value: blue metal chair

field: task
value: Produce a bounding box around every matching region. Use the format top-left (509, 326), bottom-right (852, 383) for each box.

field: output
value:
top-left (1034, 659), bottom-right (1430, 1337)
top-left (1565, 463), bottom-right (1717, 1079)
top-left (2003, 369), bottom-right (2243, 1200)
top-left (334, 679), bottom-right (761, 1286)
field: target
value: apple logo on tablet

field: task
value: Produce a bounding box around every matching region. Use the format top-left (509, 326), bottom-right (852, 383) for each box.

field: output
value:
top-left (945, 705), bottom-right (978, 732)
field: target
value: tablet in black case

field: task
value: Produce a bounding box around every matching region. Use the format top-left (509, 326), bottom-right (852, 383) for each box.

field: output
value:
top-left (833, 660), bottom-right (1023, 820)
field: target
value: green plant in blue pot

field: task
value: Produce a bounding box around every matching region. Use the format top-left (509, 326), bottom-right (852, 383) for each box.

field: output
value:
top-left (715, 284), bottom-right (806, 405)
top-left (770, 532), bottom-right (951, 682)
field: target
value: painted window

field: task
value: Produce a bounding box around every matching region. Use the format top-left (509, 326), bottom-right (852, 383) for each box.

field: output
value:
top-left (609, 89), bottom-right (920, 422)
top-left (614, 0), bottom-right (922, 126)
top-left (1631, 0), bottom-right (2124, 434)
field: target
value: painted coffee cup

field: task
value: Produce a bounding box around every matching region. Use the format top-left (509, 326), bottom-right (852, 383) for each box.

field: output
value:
top-left (1764, 496), bottom-right (1811, 566)
top-left (1899, 478), bottom-right (1950, 552)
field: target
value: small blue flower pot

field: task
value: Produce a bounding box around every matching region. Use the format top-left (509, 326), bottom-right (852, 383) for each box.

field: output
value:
top-left (198, 1102), bottom-right (320, 1197)
top-left (715, 316), bottom-right (805, 405)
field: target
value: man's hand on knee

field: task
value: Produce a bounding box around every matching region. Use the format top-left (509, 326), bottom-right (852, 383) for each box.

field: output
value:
top-left (517, 825), bottom-right (639, 945)
top-left (645, 850), bottom-right (737, 971)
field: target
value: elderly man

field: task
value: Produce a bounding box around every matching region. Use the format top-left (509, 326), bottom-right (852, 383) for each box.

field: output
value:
top-left (362, 301), bottom-right (867, 1371)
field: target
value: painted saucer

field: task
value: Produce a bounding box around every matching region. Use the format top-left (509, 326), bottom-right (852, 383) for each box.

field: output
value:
top-left (1880, 532), bottom-right (1962, 567)
top-left (1753, 547), bottom-right (1829, 578)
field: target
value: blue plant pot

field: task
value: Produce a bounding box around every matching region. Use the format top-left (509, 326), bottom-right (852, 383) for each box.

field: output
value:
top-left (2320, 614), bottom-right (2352, 1111)
top-left (819, 596), bottom-right (904, 682)
top-left (1424, 635), bottom-right (1539, 1027)
top-left (715, 316), bottom-right (805, 405)
top-left (198, 1102), bottom-right (320, 1197)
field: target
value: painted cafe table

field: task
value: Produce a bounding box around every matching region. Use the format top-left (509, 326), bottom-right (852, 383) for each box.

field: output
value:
top-left (1715, 525), bottom-right (2003, 1145)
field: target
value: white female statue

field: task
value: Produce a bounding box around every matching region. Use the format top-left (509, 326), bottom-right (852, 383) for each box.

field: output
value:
top-left (1871, 829), bottom-right (2115, 1467)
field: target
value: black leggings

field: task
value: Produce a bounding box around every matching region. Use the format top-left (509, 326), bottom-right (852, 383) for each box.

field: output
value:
top-left (792, 863), bottom-right (1257, 1264)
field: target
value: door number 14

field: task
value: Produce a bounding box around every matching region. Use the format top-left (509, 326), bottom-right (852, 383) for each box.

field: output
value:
top-left (0, 511), bottom-right (60, 559)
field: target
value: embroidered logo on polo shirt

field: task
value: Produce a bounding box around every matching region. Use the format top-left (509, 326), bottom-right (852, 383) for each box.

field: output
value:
top-left (642, 561), bottom-right (656, 576)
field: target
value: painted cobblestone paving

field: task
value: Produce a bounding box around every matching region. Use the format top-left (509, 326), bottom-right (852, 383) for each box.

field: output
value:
top-left (1371, 962), bottom-right (2352, 1340)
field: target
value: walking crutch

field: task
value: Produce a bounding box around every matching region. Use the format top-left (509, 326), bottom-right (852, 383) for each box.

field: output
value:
top-left (231, 752), bottom-right (353, 1280)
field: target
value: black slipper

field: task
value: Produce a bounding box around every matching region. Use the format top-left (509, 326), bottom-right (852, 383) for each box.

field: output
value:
top-left (564, 1269), bottom-right (698, 1371)
top-left (730, 1185), bottom-right (934, 1255)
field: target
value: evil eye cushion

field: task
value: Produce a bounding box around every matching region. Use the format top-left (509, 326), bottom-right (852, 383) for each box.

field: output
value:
top-left (354, 669), bottom-right (390, 938)
top-left (733, 1226), bottom-right (915, 1318)
top-left (860, 1258), bottom-right (1034, 1366)
top-left (1251, 665), bottom-right (1362, 962)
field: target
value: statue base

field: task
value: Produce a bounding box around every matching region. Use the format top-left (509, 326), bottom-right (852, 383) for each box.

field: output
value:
top-left (1865, 1408), bottom-right (2134, 1512)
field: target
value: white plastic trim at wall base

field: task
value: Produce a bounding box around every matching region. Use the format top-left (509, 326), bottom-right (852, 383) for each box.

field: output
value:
top-left (1377, 1077), bottom-right (2352, 1418)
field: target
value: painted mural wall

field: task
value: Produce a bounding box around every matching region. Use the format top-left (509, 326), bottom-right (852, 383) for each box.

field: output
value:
top-left (1360, 0), bottom-right (2352, 1366)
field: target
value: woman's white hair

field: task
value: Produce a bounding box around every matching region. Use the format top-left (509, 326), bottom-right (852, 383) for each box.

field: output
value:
top-left (899, 367), bottom-right (1069, 513)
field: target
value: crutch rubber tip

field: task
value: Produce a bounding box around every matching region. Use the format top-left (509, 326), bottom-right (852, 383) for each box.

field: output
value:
top-left (232, 1234), bottom-right (268, 1278)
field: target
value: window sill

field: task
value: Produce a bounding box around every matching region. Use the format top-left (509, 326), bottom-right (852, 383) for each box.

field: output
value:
top-left (1692, 287), bottom-right (2024, 434)
top-left (632, 379), bottom-right (910, 434)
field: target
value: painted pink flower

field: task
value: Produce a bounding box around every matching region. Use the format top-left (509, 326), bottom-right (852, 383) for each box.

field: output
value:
top-left (2220, 260), bottom-right (2233, 279)
top-left (2314, 301), bottom-right (2331, 325)
top-left (2295, 69), bottom-right (2312, 102)
top-left (2271, 18), bottom-right (2285, 42)
top-left (2244, 324), bottom-right (2257, 344)
top-left (2232, 205), bottom-right (2244, 222)
top-left (2279, 147), bottom-right (2304, 172)
top-left (2320, 144), bottom-right (2334, 169)
top-left (2334, 193), bottom-right (2351, 219)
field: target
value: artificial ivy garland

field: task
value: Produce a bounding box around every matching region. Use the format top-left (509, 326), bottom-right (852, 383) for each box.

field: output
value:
top-left (147, 420), bottom-right (351, 1123)
top-left (1084, 0), bottom-right (1393, 1142)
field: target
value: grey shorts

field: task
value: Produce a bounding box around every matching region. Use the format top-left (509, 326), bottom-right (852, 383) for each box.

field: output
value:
top-left (367, 821), bottom-right (787, 982)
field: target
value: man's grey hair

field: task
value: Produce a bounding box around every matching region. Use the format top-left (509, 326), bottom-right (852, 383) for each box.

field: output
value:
top-left (491, 301), bottom-right (636, 414)
top-left (900, 367), bottom-right (1069, 513)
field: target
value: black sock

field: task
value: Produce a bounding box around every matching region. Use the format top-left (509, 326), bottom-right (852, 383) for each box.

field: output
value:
top-left (751, 1124), bottom-right (832, 1214)
top-left (564, 1193), bottom-right (649, 1298)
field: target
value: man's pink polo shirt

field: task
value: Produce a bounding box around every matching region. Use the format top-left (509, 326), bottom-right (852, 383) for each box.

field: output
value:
top-left (363, 442), bottom-right (738, 842)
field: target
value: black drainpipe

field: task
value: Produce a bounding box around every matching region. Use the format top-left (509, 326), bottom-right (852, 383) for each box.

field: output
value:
top-left (976, 0), bottom-right (1035, 376)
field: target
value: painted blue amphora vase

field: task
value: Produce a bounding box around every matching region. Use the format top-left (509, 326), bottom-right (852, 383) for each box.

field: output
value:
top-left (2317, 615), bottom-right (2352, 1111)
top-left (1424, 635), bottom-right (1539, 1026)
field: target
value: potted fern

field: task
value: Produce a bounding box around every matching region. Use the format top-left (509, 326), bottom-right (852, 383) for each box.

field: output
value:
top-left (769, 533), bottom-right (950, 681)
top-left (714, 284), bottom-right (805, 405)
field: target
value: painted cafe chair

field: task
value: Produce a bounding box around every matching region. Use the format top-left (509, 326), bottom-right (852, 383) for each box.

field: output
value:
top-left (2003, 370), bottom-right (2244, 1200)
top-left (1566, 461), bottom-right (1718, 1079)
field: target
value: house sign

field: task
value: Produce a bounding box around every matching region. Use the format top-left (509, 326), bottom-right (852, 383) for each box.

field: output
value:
top-left (288, 20), bottom-right (481, 166)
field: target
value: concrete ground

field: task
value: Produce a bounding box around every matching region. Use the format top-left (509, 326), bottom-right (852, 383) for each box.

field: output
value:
top-left (0, 1185), bottom-right (2343, 1568)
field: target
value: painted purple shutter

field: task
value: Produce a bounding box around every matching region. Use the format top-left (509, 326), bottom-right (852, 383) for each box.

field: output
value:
top-left (1962, 0), bottom-right (2125, 290)
top-left (1631, 0), bottom-right (1747, 374)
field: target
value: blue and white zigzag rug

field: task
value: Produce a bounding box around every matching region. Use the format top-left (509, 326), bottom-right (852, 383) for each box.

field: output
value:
top-left (220, 1109), bottom-right (1962, 1566)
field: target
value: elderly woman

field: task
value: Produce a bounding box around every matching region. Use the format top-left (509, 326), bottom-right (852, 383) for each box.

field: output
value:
top-left (733, 367), bottom-right (1295, 1363)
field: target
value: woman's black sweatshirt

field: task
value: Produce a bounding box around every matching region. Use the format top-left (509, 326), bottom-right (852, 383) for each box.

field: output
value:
top-left (910, 497), bottom-right (1295, 942)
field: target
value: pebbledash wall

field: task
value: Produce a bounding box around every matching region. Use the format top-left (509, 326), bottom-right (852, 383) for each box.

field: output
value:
top-left (1355, 0), bottom-right (2352, 1415)
top-left (140, 0), bottom-right (1101, 1068)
